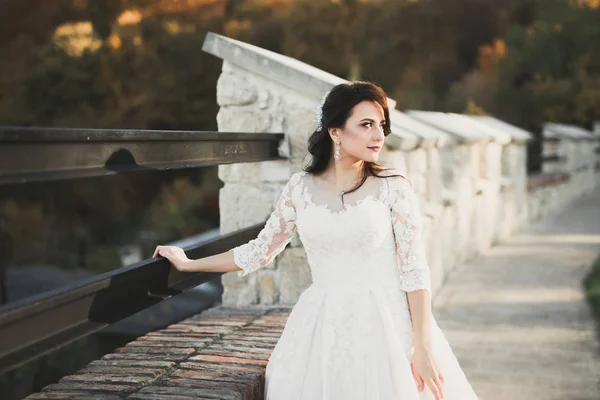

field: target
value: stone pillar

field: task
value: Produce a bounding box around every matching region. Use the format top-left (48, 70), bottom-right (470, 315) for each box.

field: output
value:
top-left (203, 33), bottom-right (342, 306)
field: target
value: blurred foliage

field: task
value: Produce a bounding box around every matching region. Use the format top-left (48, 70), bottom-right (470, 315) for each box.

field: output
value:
top-left (446, 0), bottom-right (600, 131)
top-left (584, 254), bottom-right (600, 334)
top-left (0, 200), bottom-right (50, 263)
top-left (0, 0), bottom-right (598, 130)
top-left (0, 167), bottom-right (221, 276)
top-left (143, 176), bottom-right (218, 243)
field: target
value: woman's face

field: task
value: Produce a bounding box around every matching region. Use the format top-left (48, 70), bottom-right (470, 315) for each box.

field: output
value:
top-left (330, 100), bottom-right (386, 163)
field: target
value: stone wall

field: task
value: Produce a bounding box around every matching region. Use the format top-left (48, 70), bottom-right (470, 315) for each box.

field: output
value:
top-left (202, 32), bottom-right (599, 307)
top-left (527, 123), bottom-right (600, 221)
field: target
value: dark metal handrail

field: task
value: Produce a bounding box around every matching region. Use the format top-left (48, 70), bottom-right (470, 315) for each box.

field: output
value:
top-left (0, 127), bottom-right (284, 184)
top-left (0, 126), bottom-right (286, 373)
top-left (0, 223), bottom-right (265, 374)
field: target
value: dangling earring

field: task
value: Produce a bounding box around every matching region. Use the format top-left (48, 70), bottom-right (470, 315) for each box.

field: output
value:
top-left (334, 143), bottom-right (341, 161)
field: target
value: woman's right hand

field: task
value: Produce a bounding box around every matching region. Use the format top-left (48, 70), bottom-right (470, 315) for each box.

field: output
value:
top-left (152, 245), bottom-right (192, 272)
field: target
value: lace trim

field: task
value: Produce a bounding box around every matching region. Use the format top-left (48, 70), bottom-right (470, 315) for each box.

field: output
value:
top-left (232, 173), bottom-right (300, 276)
top-left (297, 171), bottom-right (389, 216)
top-left (387, 174), bottom-right (432, 295)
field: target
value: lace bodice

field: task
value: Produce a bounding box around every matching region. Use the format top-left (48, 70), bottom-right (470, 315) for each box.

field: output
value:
top-left (232, 170), bottom-right (431, 294)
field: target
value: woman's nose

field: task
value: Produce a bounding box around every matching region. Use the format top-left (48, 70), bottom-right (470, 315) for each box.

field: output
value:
top-left (374, 126), bottom-right (385, 141)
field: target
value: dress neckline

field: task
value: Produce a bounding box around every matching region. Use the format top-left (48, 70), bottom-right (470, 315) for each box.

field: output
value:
top-left (298, 171), bottom-right (388, 217)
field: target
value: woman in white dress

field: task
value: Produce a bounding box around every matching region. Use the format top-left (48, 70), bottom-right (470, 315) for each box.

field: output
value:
top-left (153, 81), bottom-right (480, 400)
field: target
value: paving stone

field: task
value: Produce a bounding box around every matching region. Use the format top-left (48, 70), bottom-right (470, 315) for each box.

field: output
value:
top-left (100, 352), bottom-right (189, 362)
top-left (79, 365), bottom-right (168, 377)
top-left (59, 373), bottom-right (155, 385)
top-left (25, 393), bottom-right (117, 399)
top-left (131, 385), bottom-right (242, 400)
top-left (42, 383), bottom-right (137, 393)
top-left (114, 346), bottom-right (195, 355)
top-left (88, 359), bottom-right (176, 369)
top-left (190, 354), bottom-right (269, 367)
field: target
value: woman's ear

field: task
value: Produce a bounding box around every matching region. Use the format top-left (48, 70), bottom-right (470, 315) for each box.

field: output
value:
top-left (328, 128), bottom-right (339, 144)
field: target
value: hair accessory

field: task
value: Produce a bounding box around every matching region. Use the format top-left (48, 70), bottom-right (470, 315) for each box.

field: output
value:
top-left (315, 89), bottom-right (331, 132)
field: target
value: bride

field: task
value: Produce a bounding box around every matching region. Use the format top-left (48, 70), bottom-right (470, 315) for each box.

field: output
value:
top-left (153, 81), bottom-right (480, 400)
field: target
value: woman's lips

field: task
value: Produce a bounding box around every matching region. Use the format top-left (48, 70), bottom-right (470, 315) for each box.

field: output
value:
top-left (367, 146), bottom-right (381, 152)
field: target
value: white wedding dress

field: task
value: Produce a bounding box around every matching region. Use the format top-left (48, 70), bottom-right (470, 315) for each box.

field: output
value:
top-left (232, 170), bottom-right (479, 400)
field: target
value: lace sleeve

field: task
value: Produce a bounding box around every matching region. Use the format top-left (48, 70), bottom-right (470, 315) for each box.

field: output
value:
top-left (232, 174), bottom-right (299, 276)
top-left (387, 175), bottom-right (432, 295)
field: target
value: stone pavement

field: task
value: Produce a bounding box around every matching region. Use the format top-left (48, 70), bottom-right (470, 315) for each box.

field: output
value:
top-left (433, 185), bottom-right (600, 400)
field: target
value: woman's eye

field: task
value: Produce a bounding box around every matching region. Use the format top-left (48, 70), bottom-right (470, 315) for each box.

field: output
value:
top-left (363, 122), bottom-right (386, 129)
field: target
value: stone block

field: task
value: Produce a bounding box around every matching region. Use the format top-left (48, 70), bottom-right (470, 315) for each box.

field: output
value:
top-left (217, 71), bottom-right (258, 106)
top-left (217, 107), bottom-right (272, 133)
top-left (439, 203), bottom-right (458, 275)
top-left (484, 142), bottom-right (503, 181)
top-left (219, 184), bottom-right (274, 234)
top-left (406, 172), bottom-right (427, 201)
top-left (406, 148), bottom-right (427, 174)
top-left (258, 274), bottom-right (277, 305)
top-left (378, 149), bottom-right (408, 173)
top-left (426, 148), bottom-right (443, 204)
top-left (133, 385), bottom-right (242, 400)
top-left (222, 270), bottom-right (259, 307)
top-left (439, 147), bottom-right (455, 186)
top-left (218, 160), bottom-right (292, 184)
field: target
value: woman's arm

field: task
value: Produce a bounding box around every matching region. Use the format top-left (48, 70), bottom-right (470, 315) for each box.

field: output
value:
top-left (406, 289), bottom-right (433, 348)
top-left (152, 246), bottom-right (241, 274)
top-left (388, 175), bottom-right (443, 399)
top-left (153, 172), bottom-right (300, 276)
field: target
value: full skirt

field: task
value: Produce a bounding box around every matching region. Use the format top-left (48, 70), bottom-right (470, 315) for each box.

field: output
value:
top-left (264, 282), bottom-right (479, 400)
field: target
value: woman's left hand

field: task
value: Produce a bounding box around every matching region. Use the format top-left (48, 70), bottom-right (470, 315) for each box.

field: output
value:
top-left (411, 344), bottom-right (445, 400)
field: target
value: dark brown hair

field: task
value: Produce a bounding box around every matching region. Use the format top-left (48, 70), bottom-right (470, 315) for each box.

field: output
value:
top-left (304, 81), bottom-right (402, 198)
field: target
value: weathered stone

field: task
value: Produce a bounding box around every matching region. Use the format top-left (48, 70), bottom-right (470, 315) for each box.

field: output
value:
top-left (219, 183), bottom-right (273, 234)
top-left (59, 374), bottom-right (155, 385)
top-left (26, 394), bottom-right (119, 399)
top-left (406, 147), bottom-right (427, 174)
top-left (79, 365), bottom-right (168, 377)
top-left (406, 172), bottom-right (427, 201)
top-left (217, 107), bottom-right (271, 133)
top-left (131, 386), bottom-right (242, 400)
top-left (218, 160), bottom-right (291, 183)
top-left (426, 148), bottom-right (443, 204)
top-left (222, 271), bottom-right (259, 307)
top-left (483, 142), bottom-right (503, 181)
top-left (217, 71), bottom-right (258, 106)
top-left (378, 149), bottom-right (408, 173)
top-left (258, 273), bottom-right (277, 304)
top-left (42, 383), bottom-right (136, 393)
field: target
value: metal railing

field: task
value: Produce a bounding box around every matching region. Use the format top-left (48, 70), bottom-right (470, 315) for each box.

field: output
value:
top-left (0, 127), bottom-right (285, 373)
top-left (0, 127), bottom-right (283, 184)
